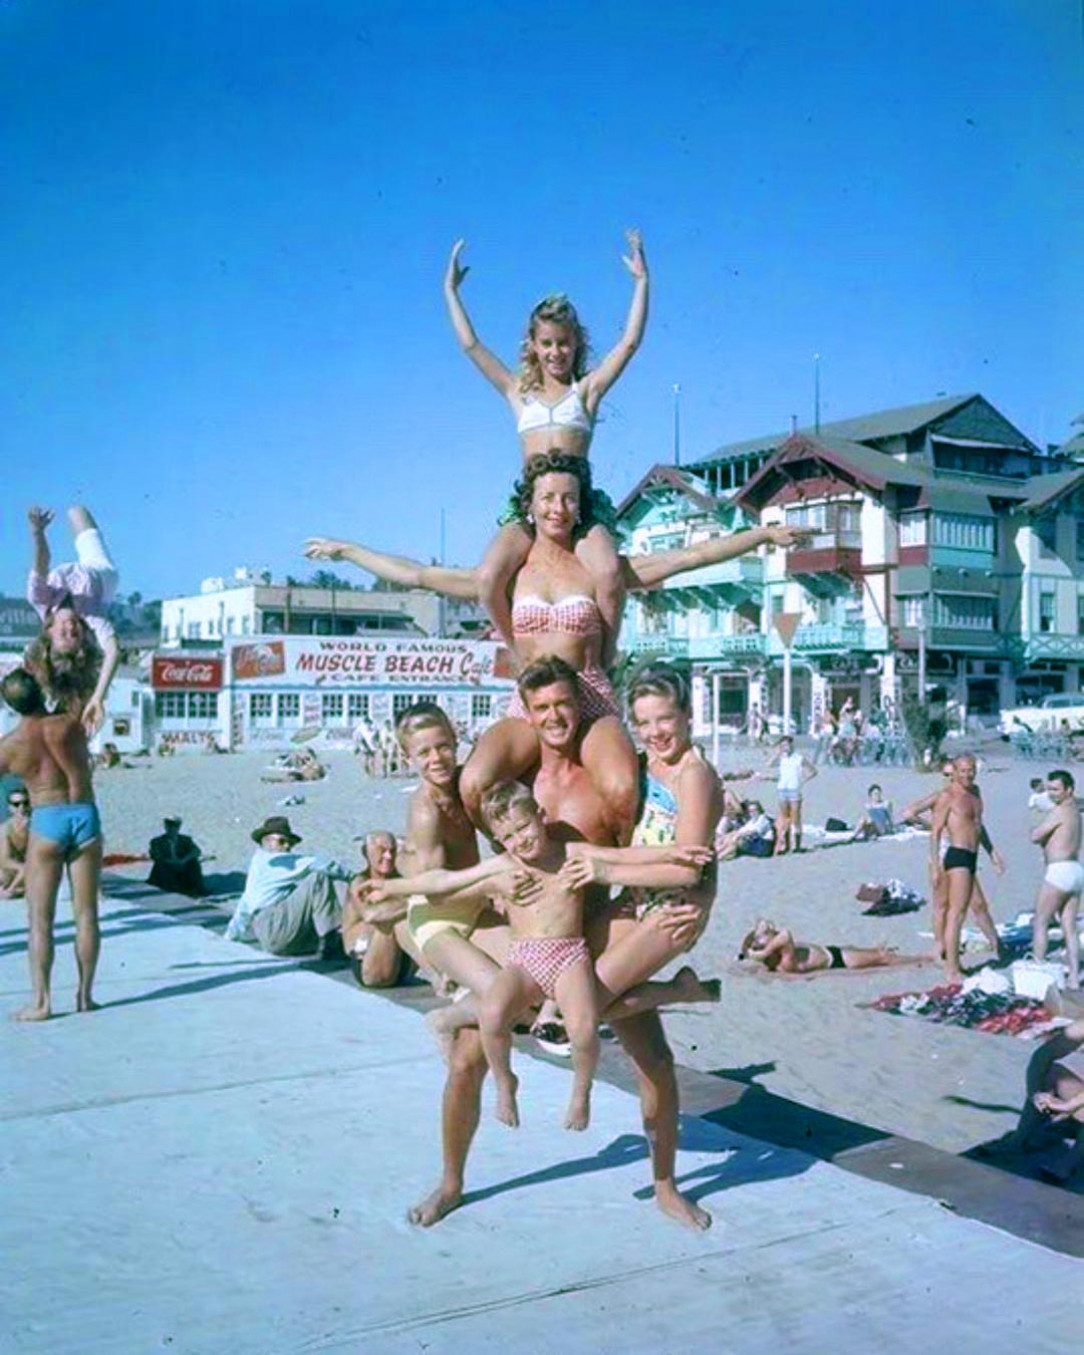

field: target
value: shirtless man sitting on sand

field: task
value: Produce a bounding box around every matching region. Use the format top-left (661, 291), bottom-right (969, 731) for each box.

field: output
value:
top-left (0, 785), bottom-right (31, 898)
top-left (0, 668), bottom-right (103, 1020)
top-left (1031, 769), bottom-right (1082, 990)
top-left (340, 831), bottom-right (427, 989)
top-left (930, 753), bottom-right (1006, 982)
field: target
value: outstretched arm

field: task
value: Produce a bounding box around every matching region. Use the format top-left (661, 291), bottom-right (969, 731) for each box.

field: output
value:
top-left (83, 631), bottom-right (120, 734)
top-left (304, 538), bottom-right (479, 600)
top-left (443, 240), bottom-right (517, 397)
top-left (28, 506), bottom-right (54, 579)
top-left (583, 229), bottom-right (649, 407)
top-left (623, 524), bottom-right (808, 592)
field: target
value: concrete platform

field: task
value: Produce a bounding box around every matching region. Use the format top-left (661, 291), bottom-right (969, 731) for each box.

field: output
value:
top-left (2, 891), bottom-right (1082, 1354)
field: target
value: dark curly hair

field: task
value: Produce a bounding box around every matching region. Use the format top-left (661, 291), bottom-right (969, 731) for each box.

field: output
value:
top-left (512, 450), bottom-right (594, 531)
top-left (23, 602), bottom-right (102, 712)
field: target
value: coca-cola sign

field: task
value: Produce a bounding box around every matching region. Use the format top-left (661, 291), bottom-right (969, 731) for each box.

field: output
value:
top-left (152, 655), bottom-right (224, 691)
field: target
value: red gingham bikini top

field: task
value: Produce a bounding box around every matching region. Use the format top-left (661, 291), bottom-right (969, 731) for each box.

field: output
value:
top-left (510, 593), bottom-right (603, 638)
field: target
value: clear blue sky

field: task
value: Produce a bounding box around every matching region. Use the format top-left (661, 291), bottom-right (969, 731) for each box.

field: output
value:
top-left (2, 0), bottom-right (1082, 601)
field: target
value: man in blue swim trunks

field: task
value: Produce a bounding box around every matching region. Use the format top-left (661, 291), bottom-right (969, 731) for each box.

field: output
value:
top-left (0, 668), bottom-right (102, 1021)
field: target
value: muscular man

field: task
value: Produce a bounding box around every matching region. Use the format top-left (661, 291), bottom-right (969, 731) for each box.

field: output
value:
top-left (1031, 770), bottom-right (1082, 990)
top-left (407, 657), bottom-right (711, 1232)
top-left (930, 753), bottom-right (1005, 982)
top-left (0, 785), bottom-right (31, 898)
top-left (0, 668), bottom-right (103, 1019)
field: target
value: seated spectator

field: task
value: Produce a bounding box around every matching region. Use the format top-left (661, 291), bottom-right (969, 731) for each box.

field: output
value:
top-left (737, 918), bottom-right (924, 974)
top-left (147, 816), bottom-right (206, 897)
top-left (718, 799), bottom-right (775, 860)
top-left (340, 830), bottom-right (425, 987)
top-left (851, 784), bottom-right (896, 840)
top-left (260, 748), bottom-right (327, 783)
top-left (226, 815), bottom-right (350, 959)
top-left (0, 786), bottom-right (30, 898)
top-left (983, 1018), bottom-right (1084, 1182)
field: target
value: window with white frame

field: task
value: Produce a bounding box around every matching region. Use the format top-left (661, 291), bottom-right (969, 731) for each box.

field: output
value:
top-left (471, 694), bottom-right (492, 721)
top-left (155, 692), bottom-right (188, 719)
top-left (186, 622), bottom-right (202, 639)
top-left (188, 692), bottom-right (218, 720)
top-left (249, 693), bottom-right (274, 723)
top-left (899, 513), bottom-right (927, 547)
top-left (933, 594), bottom-right (995, 630)
top-left (1039, 591), bottom-right (1055, 634)
top-left (394, 692), bottom-right (427, 717)
top-left (901, 597), bottom-right (924, 628)
top-left (321, 693), bottom-right (345, 723)
top-left (277, 693), bottom-right (300, 723)
top-left (347, 693), bottom-right (370, 721)
top-left (932, 513), bottom-right (994, 552)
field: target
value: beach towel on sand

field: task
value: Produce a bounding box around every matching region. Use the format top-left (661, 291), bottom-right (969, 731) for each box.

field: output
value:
top-left (865, 984), bottom-right (1062, 1038)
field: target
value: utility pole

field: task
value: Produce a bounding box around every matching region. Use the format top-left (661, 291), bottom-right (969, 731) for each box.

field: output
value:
top-left (672, 383), bottom-right (682, 465)
top-left (813, 354), bottom-right (821, 435)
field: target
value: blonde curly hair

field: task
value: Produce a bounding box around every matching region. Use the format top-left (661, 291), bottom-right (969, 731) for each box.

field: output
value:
top-left (517, 294), bottom-right (591, 394)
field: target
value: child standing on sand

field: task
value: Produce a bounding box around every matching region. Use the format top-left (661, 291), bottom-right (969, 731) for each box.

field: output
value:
top-left (442, 232), bottom-right (648, 662)
top-left (362, 779), bottom-right (713, 1132)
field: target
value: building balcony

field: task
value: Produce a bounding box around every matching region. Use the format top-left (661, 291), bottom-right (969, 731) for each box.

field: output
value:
top-left (629, 633), bottom-right (766, 662)
top-left (767, 622), bottom-right (890, 655)
top-left (786, 531), bottom-right (863, 595)
top-left (1018, 633), bottom-right (1084, 663)
top-left (651, 553), bottom-right (763, 605)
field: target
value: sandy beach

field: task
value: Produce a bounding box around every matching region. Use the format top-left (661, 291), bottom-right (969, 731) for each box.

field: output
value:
top-left (66, 742), bottom-right (1081, 1160)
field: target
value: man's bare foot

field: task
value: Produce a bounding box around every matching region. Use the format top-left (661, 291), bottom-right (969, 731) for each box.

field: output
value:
top-left (494, 1075), bottom-right (520, 1128)
top-left (655, 1183), bottom-right (712, 1231)
top-left (76, 995), bottom-right (100, 1013)
top-left (672, 966), bottom-right (722, 1004)
top-left (944, 969), bottom-right (965, 984)
top-left (425, 1008), bottom-right (458, 1065)
top-left (407, 1183), bottom-right (462, 1228)
top-left (565, 1093), bottom-right (591, 1132)
top-left (13, 1001), bottom-right (51, 1022)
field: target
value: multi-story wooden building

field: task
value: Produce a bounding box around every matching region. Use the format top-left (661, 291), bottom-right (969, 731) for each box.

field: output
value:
top-left (619, 394), bottom-right (1084, 733)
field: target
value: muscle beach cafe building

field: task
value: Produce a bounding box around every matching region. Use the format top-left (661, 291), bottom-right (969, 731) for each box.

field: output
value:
top-left (151, 636), bottom-right (514, 751)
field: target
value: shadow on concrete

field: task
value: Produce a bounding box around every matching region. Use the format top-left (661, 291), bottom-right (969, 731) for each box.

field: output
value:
top-left (461, 1120), bottom-right (810, 1215)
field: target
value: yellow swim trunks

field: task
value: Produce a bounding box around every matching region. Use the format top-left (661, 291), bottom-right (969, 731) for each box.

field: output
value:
top-left (407, 892), bottom-right (487, 953)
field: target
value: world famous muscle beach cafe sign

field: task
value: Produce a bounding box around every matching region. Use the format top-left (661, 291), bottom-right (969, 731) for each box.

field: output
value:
top-left (225, 637), bottom-right (513, 690)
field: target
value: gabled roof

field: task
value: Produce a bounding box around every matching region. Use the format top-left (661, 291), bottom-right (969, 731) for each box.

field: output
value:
top-left (689, 394), bottom-right (980, 469)
top-left (1016, 466), bottom-right (1084, 514)
top-left (735, 433), bottom-right (927, 511)
top-left (615, 464), bottom-right (722, 520)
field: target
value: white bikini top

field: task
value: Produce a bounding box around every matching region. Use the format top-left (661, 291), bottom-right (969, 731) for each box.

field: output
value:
top-left (516, 383), bottom-right (593, 437)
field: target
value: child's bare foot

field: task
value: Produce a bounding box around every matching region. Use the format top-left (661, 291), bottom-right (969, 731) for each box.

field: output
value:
top-left (494, 1075), bottom-right (520, 1128)
top-left (425, 1008), bottom-right (458, 1065)
top-left (76, 995), bottom-right (100, 1013)
top-left (673, 966), bottom-right (722, 1003)
top-left (655, 1182), bottom-right (712, 1231)
top-left (407, 1183), bottom-right (462, 1228)
top-left (13, 1001), bottom-right (51, 1022)
top-left (564, 1092), bottom-right (591, 1132)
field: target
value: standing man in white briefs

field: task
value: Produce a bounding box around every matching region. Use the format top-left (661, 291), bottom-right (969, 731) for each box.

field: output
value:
top-left (1031, 769), bottom-right (1082, 991)
top-left (763, 734), bottom-right (817, 855)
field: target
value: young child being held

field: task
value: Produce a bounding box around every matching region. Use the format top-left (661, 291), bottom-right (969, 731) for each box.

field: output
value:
top-left (362, 780), bottom-right (711, 1132)
top-left (443, 232), bottom-right (648, 662)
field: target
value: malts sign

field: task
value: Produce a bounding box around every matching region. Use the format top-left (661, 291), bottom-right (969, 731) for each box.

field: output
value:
top-left (152, 655), bottom-right (224, 691)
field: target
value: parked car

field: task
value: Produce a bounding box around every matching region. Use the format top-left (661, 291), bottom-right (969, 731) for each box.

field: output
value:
top-left (999, 692), bottom-right (1084, 737)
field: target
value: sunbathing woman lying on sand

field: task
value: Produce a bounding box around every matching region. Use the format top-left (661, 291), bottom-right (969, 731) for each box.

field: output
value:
top-left (737, 918), bottom-right (928, 975)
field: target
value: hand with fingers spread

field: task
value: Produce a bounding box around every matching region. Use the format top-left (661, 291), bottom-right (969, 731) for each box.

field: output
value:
top-left (558, 855), bottom-right (606, 891)
top-left (28, 506), bottom-right (55, 534)
top-left (652, 901), bottom-right (709, 950)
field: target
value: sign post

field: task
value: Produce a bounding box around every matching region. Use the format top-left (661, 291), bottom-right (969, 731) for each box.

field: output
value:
top-left (772, 612), bottom-right (802, 735)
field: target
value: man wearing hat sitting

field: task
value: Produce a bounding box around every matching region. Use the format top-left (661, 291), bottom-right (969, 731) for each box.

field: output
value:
top-left (147, 816), bottom-right (206, 897)
top-left (226, 816), bottom-right (350, 959)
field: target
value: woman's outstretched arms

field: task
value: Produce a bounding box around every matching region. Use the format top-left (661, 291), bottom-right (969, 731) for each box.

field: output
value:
top-left (583, 229), bottom-right (649, 407)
